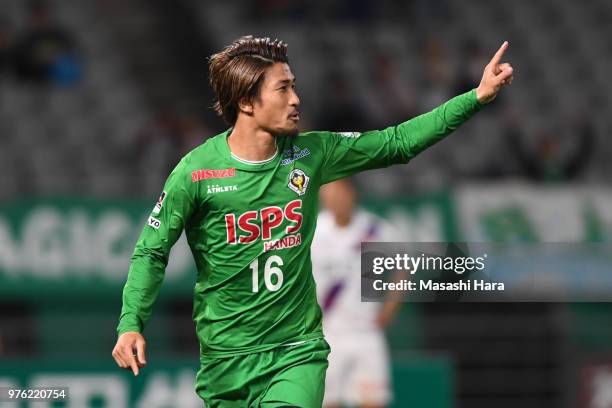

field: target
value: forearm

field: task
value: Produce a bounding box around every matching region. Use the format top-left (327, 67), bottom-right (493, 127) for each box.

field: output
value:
top-left (117, 251), bottom-right (167, 335)
top-left (116, 158), bottom-right (193, 335)
top-left (320, 41), bottom-right (512, 182)
top-left (393, 89), bottom-right (484, 161)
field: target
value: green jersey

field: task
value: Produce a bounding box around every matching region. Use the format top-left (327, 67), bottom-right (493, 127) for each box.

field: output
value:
top-left (117, 89), bottom-right (483, 358)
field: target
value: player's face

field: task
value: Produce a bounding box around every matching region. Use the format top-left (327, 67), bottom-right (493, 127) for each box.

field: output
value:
top-left (252, 62), bottom-right (300, 136)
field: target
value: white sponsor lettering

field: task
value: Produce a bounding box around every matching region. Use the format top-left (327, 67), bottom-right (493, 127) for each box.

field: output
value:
top-left (263, 233), bottom-right (302, 252)
top-left (148, 216), bottom-right (161, 230)
top-left (207, 184), bottom-right (239, 194)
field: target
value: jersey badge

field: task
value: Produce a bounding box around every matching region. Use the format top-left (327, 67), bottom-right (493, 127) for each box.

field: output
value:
top-left (288, 168), bottom-right (310, 196)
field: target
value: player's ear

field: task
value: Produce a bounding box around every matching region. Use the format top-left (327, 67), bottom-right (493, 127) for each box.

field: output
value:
top-left (238, 96), bottom-right (254, 115)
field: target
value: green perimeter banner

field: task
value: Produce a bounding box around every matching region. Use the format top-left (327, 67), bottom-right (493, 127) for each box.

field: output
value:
top-left (0, 359), bottom-right (202, 407)
top-left (0, 194), bottom-right (453, 300)
top-left (2, 185), bottom-right (611, 299)
top-left (0, 197), bottom-right (195, 300)
top-left (0, 357), bottom-right (452, 408)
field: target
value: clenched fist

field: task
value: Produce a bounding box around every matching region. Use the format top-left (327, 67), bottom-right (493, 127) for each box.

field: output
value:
top-left (112, 332), bottom-right (147, 376)
top-left (476, 41), bottom-right (514, 104)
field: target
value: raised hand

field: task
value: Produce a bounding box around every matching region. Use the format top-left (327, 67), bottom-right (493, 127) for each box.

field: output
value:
top-left (476, 41), bottom-right (514, 104)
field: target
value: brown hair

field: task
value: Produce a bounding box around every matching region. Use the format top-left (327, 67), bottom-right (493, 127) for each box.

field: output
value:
top-left (208, 35), bottom-right (289, 125)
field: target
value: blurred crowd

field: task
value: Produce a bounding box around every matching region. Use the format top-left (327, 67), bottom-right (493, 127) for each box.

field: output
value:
top-left (0, 0), bottom-right (81, 87)
top-left (0, 0), bottom-right (608, 200)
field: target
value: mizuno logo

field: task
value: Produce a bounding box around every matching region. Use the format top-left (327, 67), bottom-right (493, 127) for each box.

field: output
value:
top-left (192, 168), bottom-right (236, 182)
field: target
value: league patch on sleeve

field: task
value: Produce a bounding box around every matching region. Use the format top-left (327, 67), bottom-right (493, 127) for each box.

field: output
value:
top-left (152, 191), bottom-right (166, 214)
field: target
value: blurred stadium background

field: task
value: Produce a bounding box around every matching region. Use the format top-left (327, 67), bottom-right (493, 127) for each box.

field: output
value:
top-left (1, 0), bottom-right (611, 407)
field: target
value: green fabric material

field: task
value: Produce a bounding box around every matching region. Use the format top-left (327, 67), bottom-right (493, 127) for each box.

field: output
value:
top-left (117, 89), bottom-right (483, 359)
top-left (196, 338), bottom-right (330, 408)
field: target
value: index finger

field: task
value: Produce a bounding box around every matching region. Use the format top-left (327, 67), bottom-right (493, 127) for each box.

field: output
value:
top-left (128, 353), bottom-right (140, 376)
top-left (122, 347), bottom-right (140, 376)
top-left (489, 41), bottom-right (509, 67)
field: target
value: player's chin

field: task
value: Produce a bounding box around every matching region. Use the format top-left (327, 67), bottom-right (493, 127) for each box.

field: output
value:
top-left (276, 123), bottom-right (299, 137)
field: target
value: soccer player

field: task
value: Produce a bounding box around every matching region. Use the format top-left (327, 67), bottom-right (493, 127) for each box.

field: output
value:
top-left (112, 35), bottom-right (513, 407)
top-left (311, 178), bottom-right (402, 408)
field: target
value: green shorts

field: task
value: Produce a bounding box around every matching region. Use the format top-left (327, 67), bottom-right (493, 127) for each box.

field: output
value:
top-left (196, 338), bottom-right (330, 408)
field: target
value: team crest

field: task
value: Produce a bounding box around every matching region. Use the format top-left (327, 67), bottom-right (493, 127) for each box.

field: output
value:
top-left (288, 169), bottom-right (309, 196)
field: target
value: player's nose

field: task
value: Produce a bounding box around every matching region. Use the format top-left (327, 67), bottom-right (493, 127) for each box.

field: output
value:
top-left (289, 88), bottom-right (300, 106)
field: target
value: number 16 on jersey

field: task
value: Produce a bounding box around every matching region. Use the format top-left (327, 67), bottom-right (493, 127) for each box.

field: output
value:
top-left (249, 256), bottom-right (284, 292)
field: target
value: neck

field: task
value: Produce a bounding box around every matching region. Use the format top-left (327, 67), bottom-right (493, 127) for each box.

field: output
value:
top-left (228, 119), bottom-right (277, 162)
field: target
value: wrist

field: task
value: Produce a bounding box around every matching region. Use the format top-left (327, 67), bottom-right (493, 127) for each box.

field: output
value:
top-left (475, 86), bottom-right (487, 105)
